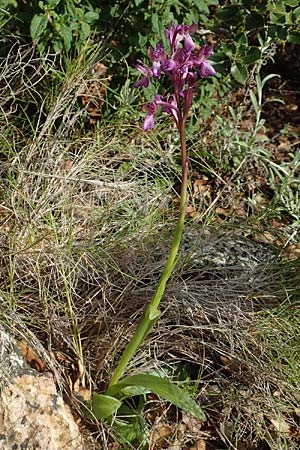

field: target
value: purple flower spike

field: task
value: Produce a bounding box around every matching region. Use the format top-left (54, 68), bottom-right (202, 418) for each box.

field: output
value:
top-left (134, 22), bottom-right (216, 130)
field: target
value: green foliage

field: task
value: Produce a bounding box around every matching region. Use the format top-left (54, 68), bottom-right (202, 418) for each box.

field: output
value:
top-left (87, 394), bottom-right (122, 420)
top-left (95, 0), bottom-right (297, 87)
top-left (0, 0), bottom-right (100, 56)
top-left (256, 303), bottom-right (300, 397)
top-left (1, 0), bottom-right (297, 89)
top-left (112, 402), bottom-right (149, 448)
top-left (30, 0), bottom-right (100, 54)
top-left (268, 150), bottom-right (300, 228)
top-left (247, 73), bottom-right (300, 227)
top-left (212, 0), bottom-right (300, 84)
top-left (89, 373), bottom-right (205, 421)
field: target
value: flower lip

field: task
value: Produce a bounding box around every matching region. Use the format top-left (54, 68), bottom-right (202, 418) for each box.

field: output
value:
top-left (198, 60), bottom-right (216, 78)
top-left (142, 97), bottom-right (162, 130)
top-left (143, 114), bottom-right (155, 131)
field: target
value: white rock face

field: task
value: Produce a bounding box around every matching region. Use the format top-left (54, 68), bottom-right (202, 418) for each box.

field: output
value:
top-left (0, 327), bottom-right (85, 450)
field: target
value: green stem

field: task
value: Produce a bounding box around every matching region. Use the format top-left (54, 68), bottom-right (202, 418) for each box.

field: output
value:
top-left (108, 120), bottom-right (188, 388)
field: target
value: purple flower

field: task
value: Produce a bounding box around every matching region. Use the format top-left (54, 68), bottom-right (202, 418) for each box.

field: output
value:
top-left (147, 43), bottom-right (167, 63)
top-left (159, 94), bottom-right (179, 127)
top-left (142, 94), bottom-right (180, 130)
top-left (134, 22), bottom-right (216, 130)
top-left (192, 45), bottom-right (216, 78)
top-left (147, 43), bottom-right (168, 78)
top-left (142, 96), bottom-right (162, 131)
top-left (161, 58), bottom-right (176, 75)
top-left (134, 60), bottom-right (153, 87)
top-left (199, 60), bottom-right (216, 78)
top-left (180, 24), bottom-right (198, 52)
top-left (165, 22), bottom-right (198, 53)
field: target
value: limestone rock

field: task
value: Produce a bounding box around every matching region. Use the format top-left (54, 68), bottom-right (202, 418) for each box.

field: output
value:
top-left (0, 326), bottom-right (85, 450)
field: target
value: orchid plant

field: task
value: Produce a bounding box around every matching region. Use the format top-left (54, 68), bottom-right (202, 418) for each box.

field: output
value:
top-left (90, 22), bottom-right (216, 423)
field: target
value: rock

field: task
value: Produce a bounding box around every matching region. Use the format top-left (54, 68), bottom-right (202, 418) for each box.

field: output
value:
top-left (182, 229), bottom-right (276, 268)
top-left (0, 326), bottom-right (85, 450)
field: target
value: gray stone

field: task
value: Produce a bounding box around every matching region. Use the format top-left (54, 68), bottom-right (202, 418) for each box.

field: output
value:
top-left (0, 326), bottom-right (85, 450)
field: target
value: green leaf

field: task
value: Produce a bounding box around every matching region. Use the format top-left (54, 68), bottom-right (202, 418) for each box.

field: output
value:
top-left (148, 305), bottom-right (160, 321)
top-left (273, 1), bottom-right (286, 13)
top-left (245, 11), bottom-right (264, 29)
top-left (264, 97), bottom-right (285, 105)
top-left (113, 384), bottom-right (150, 398)
top-left (37, 41), bottom-right (46, 54)
top-left (46, 0), bottom-right (60, 7)
top-left (138, 32), bottom-right (148, 48)
top-left (30, 15), bottom-right (48, 41)
top-left (61, 24), bottom-right (72, 51)
top-left (292, 6), bottom-right (300, 14)
top-left (106, 374), bottom-right (205, 420)
top-left (288, 31), bottom-right (300, 44)
top-left (113, 404), bottom-right (148, 445)
top-left (249, 90), bottom-right (259, 114)
top-left (53, 39), bottom-right (62, 53)
top-left (65, 0), bottom-right (76, 16)
top-left (261, 73), bottom-right (280, 90)
top-left (216, 5), bottom-right (242, 24)
top-left (151, 13), bottom-right (160, 34)
top-left (88, 393), bottom-right (122, 420)
top-left (222, 43), bottom-right (236, 58)
top-left (84, 11), bottom-right (99, 23)
top-left (231, 63), bottom-right (248, 84)
top-left (237, 33), bottom-right (248, 47)
top-left (193, 0), bottom-right (209, 14)
top-left (80, 21), bottom-right (91, 39)
top-left (242, 47), bottom-right (261, 64)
